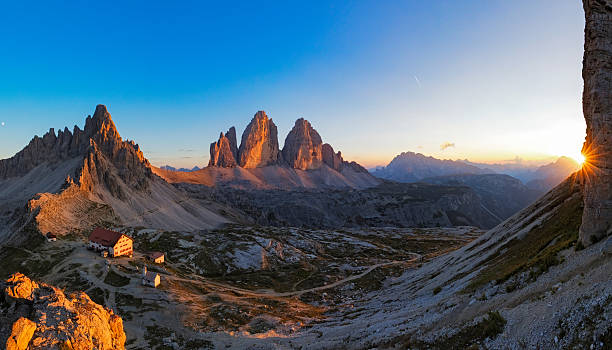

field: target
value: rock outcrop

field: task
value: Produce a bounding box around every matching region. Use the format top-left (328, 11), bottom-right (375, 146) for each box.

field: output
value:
top-left (282, 118), bottom-right (323, 170)
top-left (238, 111), bottom-right (281, 168)
top-left (580, 0), bottom-right (612, 245)
top-left (0, 273), bottom-right (126, 350)
top-left (322, 143), bottom-right (344, 172)
top-left (6, 318), bottom-right (36, 350)
top-left (209, 127), bottom-right (238, 167)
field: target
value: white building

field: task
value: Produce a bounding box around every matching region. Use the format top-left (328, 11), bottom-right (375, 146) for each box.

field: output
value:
top-left (88, 227), bottom-right (133, 258)
top-left (141, 266), bottom-right (160, 288)
top-left (147, 251), bottom-right (165, 264)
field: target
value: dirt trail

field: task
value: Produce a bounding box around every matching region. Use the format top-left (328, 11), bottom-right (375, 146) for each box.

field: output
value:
top-left (171, 257), bottom-right (419, 298)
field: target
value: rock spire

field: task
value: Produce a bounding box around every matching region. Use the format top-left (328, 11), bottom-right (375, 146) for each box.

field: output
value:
top-left (209, 127), bottom-right (238, 167)
top-left (238, 111), bottom-right (281, 168)
top-left (580, 0), bottom-right (612, 245)
top-left (282, 118), bottom-right (323, 170)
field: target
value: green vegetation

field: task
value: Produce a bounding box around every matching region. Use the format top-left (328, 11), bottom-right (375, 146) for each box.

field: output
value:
top-left (216, 263), bottom-right (322, 293)
top-left (184, 339), bottom-right (214, 350)
top-left (87, 287), bottom-right (108, 305)
top-left (135, 231), bottom-right (181, 259)
top-left (116, 292), bottom-right (142, 307)
top-left (145, 325), bottom-right (173, 349)
top-left (382, 311), bottom-right (507, 349)
top-left (433, 311), bottom-right (507, 349)
top-left (466, 183), bottom-right (582, 292)
top-left (103, 270), bottom-right (130, 287)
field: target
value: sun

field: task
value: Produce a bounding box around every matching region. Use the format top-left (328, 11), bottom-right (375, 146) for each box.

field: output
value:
top-left (575, 153), bottom-right (586, 166)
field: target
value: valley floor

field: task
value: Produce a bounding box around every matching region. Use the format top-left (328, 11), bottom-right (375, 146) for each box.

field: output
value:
top-left (2, 178), bottom-right (611, 349)
top-left (0, 225), bottom-right (481, 349)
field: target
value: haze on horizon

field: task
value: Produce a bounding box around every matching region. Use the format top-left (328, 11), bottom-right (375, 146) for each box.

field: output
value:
top-left (0, 1), bottom-right (585, 169)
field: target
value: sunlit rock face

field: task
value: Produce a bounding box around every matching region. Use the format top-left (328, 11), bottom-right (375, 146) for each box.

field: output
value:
top-left (580, 0), bottom-right (612, 245)
top-left (209, 127), bottom-right (238, 167)
top-left (1, 273), bottom-right (126, 349)
top-left (238, 111), bottom-right (281, 168)
top-left (282, 118), bottom-right (323, 170)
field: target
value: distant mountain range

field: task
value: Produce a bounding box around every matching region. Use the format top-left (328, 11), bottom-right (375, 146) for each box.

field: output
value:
top-left (159, 165), bottom-right (201, 172)
top-left (372, 151), bottom-right (579, 192)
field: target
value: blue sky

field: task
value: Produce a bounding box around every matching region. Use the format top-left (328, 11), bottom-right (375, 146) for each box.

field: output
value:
top-left (0, 1), bottom-right (585, 168)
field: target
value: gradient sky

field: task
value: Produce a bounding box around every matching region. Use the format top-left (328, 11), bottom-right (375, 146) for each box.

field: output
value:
top-left (0, 1), bottom-right (585, 168)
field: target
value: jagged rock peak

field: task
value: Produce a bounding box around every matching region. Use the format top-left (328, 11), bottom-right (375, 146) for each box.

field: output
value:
top-left (84, 104), bottom-right (121, 144)
top-left (0, 105), bottom-right (152, 196)
top-left (580, 0), bottom-right (612, 245)
top-left (226, 126), bottom-right (238, 158)
top-left (322, 143), bottom-right (344, 172)
top-left (282, 118), bottom-right (323, 170)
top-left (209, 127), bottom-right (238, 167)
top-left (238, 111), bottom-right (280, 168)
top-left (1, 273), bottom-right (126, 349)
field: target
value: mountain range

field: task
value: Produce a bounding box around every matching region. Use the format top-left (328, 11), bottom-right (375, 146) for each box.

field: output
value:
top-left (0, 106), bottom-right (547, 246)
top-left (372, 151), bottom-right (579, 191)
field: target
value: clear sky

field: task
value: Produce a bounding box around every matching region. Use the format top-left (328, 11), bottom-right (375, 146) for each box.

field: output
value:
top-left (0, 1), bottom-right (585, 168)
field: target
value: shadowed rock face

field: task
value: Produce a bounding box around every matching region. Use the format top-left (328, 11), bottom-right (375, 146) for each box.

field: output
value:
top-left (580, 0), bottom-right (612, 245)
top-left (282, 118), bottom-right (323, 170)
top-left (322, 143), bottom-right (344, 172)
top-left (209, 128), bottom-right (238, 167)
top-left (238, 111), bottom-right (281, 168)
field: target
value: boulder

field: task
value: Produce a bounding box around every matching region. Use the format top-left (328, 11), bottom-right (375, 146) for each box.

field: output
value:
top-left (5, 317), bottom-right (36, 350)
top-left (1, 273), bottom-right (126, 349)
top-left (4, 273), bottom-right (38, 302)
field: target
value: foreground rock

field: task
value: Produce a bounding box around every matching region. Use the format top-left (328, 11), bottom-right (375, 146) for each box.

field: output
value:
top-left (6, 317), bottom-right (36, 350)
top-left (238, 111), bottom-right (281, 168)
top-left (0, 273), bottom-right (126, 349)
top-left (580, 0), bottom-right (612, 245)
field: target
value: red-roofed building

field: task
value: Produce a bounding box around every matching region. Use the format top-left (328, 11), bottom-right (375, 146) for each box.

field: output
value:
top-left (88, 228), bottom-right (133, 258)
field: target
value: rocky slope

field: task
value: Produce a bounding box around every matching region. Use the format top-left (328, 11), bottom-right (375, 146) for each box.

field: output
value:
top-left (180, 180), bottom-right (506, 229)
top-left (153, 163), bottom-right (381, 190)
top-left (525, 156), bottom-right (580, 191)
top-left (0, 273), bottom-right (125, 349)
top-left (238, 111), bottom-right (281, 168)
top-left (580, 0), bottom-right (612, 246)
top-left (422, 174), bottom-right (542, 223)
